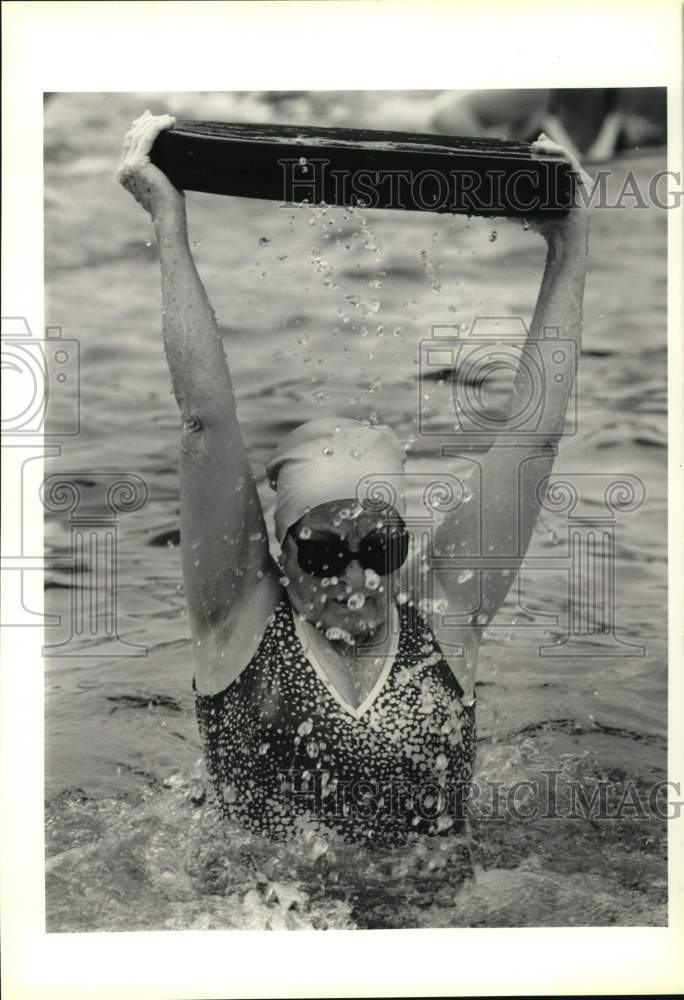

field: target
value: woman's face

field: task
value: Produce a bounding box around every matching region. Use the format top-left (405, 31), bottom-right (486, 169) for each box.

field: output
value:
top-left (280, 499), bottom-right (407, 644)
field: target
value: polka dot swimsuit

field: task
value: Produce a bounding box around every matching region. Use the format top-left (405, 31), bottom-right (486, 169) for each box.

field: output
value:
top-left (195, 599), bottom-right (476, 846)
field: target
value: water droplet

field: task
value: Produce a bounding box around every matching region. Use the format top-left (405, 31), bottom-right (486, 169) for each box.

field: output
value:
top-left (419, 249), bottom-right (443, 291)
top-left (457, 569), bottom-right (473, 584)
top-left (347, 592), bottom-right (366, 611)
top-left (322, 446), bottom-right (334, 456)
top-left (299, 526), bottom-right (312, 540)
top-left (297, 718), bottom-right (314, 737)
top-left (364, 569), bottom-right (381, 591)
top-left (311, 838), bottom-right (328, 860)
top-left (325, 626), bottom-right (353, 644)
top-left (221, 782), bottom-right (237, 803)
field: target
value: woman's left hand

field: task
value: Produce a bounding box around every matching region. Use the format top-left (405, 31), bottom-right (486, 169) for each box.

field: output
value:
top-left (525, 132), bottom-right (592, 247)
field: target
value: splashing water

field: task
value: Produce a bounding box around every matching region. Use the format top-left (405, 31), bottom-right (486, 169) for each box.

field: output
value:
top-left (310, 245), bottom-right (336, 288)
top-left (45, 736), bottom-right (666, 932)
top-left (324, 626), bottom-right (354, 644)
top-left (419, 249), bottom-right (443, 292)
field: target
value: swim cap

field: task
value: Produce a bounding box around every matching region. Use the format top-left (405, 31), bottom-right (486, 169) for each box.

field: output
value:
top-left (266, 417), bottom-right (407, 542)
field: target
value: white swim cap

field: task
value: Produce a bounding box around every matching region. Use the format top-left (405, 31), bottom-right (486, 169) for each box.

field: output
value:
top-left (266, 417), bottom-right (407, 542)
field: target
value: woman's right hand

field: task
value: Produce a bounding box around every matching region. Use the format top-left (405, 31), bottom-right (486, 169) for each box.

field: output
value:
top-left (115, 111), bottom-right (185, 223)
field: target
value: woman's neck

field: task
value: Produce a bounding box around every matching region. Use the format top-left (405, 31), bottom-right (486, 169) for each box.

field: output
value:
top-left (297, 604), bottom-right (400, 707)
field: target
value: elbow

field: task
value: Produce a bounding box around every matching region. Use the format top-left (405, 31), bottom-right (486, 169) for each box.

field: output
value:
top-left (182, 413), bottom-right (205, 435)
top-left (180, 414), bottom-right (208, 454)
top-left (180, 407), bottom-right (239, 452)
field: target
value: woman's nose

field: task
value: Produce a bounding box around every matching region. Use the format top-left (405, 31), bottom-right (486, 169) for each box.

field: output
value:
top-left (342, 559), bottom-right (365, 590)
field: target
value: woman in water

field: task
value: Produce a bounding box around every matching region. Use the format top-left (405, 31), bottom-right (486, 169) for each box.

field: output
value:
top-left (117, 111), bottom-right (591, 846)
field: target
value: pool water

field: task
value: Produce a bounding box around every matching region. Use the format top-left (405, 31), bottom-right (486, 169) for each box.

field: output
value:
top-left (43, 91), bottom-right (667, 930)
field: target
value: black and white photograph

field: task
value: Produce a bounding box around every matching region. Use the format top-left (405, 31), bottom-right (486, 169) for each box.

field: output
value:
top-left (2, 2), bottom-right (683, 998)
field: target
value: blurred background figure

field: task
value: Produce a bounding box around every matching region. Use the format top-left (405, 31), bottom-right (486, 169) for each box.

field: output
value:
top-left (428, 87), bottom-right (667, 163)
top-left (429, 88), bottom-right (551, 143)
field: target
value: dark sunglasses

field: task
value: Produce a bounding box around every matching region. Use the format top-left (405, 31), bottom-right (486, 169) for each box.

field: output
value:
top-left (289, 521), bottom-right (410, 579)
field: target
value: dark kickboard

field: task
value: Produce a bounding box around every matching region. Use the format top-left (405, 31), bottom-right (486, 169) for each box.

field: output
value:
top-left (151, 120), bottom-right (574, 218)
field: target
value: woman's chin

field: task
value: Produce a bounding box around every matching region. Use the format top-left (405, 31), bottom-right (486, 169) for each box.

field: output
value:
top-left (320, 602), bottom-right (384, 638)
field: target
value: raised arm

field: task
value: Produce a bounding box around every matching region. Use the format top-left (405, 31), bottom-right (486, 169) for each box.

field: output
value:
top-left (432, 136), bottom-right (591, 634)
top-left (116, 112), bottom-right (279, 690)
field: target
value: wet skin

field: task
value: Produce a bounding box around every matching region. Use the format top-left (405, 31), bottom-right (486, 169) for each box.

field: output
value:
top-left (279, 499), bottom-right (406, 652)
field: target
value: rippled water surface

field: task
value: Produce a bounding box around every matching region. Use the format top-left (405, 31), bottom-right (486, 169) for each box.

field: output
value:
top-left (44, 92), bottom-right (667, 930)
